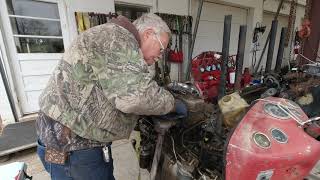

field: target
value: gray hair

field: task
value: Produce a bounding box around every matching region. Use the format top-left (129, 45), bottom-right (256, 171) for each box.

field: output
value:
top-left (133, 13), bottom-right (171, 36)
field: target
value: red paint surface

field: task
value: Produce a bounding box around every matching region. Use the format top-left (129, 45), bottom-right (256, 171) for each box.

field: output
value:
top-left (191, 51), bottom-right (236, 101)
top-left (226, 97), bottom-right (320, 180)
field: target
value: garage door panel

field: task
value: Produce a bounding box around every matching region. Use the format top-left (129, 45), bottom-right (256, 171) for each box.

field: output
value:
top-left (229, 24), bottom-right (242, 53)
top-left (194, 2), bottom-right (247, 57)
top-left (197, 21), bottom-right (223, 37)
top-left (194, 27), bottom-right (241, 56)
top-left (194, 37), bottom-right (222, 56)
top-left (201, 2), bottom-right (247, 24)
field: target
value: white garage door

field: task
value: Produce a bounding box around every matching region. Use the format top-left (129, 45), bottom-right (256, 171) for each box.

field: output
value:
top-left (193, 2), bottom-right (248, 57)
top-left (255, 12), bottom-right (289, 72)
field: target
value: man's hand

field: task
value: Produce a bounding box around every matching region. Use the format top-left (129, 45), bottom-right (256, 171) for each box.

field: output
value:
top-left (173, 99), bottom-right (188, 118)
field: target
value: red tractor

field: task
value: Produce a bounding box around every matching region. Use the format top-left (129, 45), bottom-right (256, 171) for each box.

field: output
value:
top-left (136, 84), bottom-right (320, 180)
top-left (226, 97), bottom-right (320, 180)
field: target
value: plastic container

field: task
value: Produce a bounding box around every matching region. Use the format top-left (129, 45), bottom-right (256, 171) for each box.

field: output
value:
top-left (218, 92), bottom-right (249, 127)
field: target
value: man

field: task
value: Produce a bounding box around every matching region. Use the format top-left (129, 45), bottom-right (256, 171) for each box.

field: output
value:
top-left (36, 13), bottom-right (186, 180)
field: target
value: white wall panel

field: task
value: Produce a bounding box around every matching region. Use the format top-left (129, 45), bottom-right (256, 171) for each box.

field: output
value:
top-left (157, 0), bottom-right (189, 15)
top-left (23, 75), bottom-right (51, 91)
top-left (19, 60), bottom-right (58, 76)
top-left (115, 0), bottom-right (153, 7)
top-left (65, 0), bottom-right (114, 14)
top-left (25, 90), bottom-right (42, 113)
top-left (0, 73), bottom-right (14, 124)
top-left (193, 2), bottom-right (248, 57)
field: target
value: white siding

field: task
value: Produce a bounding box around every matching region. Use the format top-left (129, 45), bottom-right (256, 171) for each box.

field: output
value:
top-left (0, 73), bottom-right (14, 124)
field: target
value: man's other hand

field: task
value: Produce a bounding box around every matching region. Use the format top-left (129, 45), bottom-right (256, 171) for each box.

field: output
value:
top-left (174, 99), bottom-right (188, 118)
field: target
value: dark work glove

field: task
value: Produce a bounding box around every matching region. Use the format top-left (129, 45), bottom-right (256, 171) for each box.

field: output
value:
top-left (174, 99), bottom-right (188, 118)
top-left (155, 99), bottom-right (188, 121)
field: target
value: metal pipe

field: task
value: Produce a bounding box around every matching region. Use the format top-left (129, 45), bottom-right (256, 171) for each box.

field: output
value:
top-left (218, 15), bottom-right (232, 100)
top-left (0, 54), bottom-right (18, 122)
top-left (265, 20), bottom-right (278, 73)
top-left (150, 133), bottom-right (164, 180)
top-left (275, 27), bottom-right (287, 73)
top-left (235, 25), bottom-right (247, 90)
top-left (185, 0), bottom-right (204, 81)
top-left (254, 0), bottom-right (285, 73)
top-left (179, 21), bottom-right (183, 82)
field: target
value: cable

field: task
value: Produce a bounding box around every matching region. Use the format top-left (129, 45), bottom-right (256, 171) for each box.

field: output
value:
top-left (298, 53), bottom-right (317, 64)
top-left (170, 136), bottom-right (178, 162)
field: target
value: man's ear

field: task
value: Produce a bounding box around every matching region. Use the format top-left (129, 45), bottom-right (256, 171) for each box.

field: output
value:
top-left (142, 28), bottom-right (154, 41)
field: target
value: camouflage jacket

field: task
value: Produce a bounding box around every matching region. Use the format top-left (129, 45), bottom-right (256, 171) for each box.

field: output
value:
top-left (37, 17), bottom-right (175, 150)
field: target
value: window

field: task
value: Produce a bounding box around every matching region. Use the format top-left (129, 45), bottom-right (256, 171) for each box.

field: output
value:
top-left (6, 0), bottom-right (64, 53)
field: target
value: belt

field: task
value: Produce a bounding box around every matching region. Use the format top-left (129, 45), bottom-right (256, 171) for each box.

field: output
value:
top-left (38, 140), bottom-right (112, 165)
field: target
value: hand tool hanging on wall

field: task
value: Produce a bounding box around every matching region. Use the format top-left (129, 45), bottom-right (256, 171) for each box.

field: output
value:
top-left (168, 34), bottom-right (183, 63)
top-left (76, 12), bottom-right (85, 32)
top-left (168, 17), bottom-right (183, 63)
top-left (75, 12), bottom-right (117, 33)
top-left (155, 13), bottom-right (192, 82)
top-left (155, 13), bottom-right (192, 35)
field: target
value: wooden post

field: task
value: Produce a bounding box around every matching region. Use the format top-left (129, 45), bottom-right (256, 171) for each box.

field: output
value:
top-left (303, 0), bottom-right (320, 63)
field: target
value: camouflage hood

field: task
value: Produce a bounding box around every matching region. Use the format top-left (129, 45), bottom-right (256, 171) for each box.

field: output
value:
top-left (39, 17), bottom-right (174, 142)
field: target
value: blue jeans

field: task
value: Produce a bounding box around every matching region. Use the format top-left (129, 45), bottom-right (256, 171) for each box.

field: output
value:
top-left (37, 140), bottom-right (115, 180)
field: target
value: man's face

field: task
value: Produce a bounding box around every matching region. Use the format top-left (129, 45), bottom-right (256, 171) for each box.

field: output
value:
top-left (140, 29), bottom-right (169, 65)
